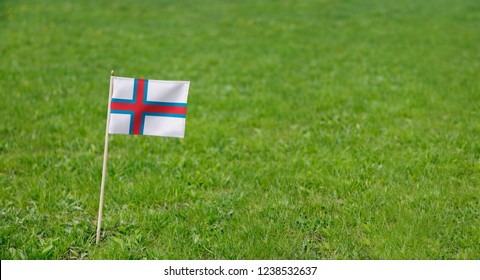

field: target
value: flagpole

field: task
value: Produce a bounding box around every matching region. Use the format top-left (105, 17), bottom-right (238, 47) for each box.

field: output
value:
top-left (96, 70), bottom-right (115, 245)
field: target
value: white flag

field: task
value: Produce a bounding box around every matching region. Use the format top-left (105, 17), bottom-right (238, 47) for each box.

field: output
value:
top-left (108, 77), bottom-right (190, 138)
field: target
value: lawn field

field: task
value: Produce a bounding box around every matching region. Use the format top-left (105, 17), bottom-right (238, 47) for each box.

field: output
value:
top-left (1, 0), bottom-right (479, 259)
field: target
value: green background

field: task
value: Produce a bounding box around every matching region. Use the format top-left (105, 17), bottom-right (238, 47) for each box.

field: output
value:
top-left (1, 0), bottom-right (479, 259)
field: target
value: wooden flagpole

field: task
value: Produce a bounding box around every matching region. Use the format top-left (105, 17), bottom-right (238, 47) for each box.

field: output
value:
top-left (96, 70), bottom-right (115, 245)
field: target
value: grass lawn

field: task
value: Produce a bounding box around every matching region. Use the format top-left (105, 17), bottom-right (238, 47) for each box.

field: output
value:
top-left (0, 0), bottom-right (479, 259)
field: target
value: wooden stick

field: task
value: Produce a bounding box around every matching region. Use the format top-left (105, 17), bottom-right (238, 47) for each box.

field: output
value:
top-left (96, 70), bottom-right (115, 245)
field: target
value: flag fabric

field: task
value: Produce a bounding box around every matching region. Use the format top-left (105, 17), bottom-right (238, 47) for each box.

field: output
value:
top-left (108, 77), bottom-right (190, 138)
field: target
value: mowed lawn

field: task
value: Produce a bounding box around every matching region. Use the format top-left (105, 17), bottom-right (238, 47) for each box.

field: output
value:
top-left (1, 0), bottom-right (479, 259)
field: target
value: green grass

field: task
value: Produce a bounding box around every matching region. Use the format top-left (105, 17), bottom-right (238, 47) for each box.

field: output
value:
top-left (1, 0), bottom-right (479, 259)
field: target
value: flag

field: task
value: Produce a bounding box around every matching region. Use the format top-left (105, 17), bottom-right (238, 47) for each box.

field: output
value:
top-left (108, 77), bottom-right (190, 138)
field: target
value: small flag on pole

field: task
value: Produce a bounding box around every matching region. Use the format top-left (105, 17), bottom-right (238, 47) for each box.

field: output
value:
top-left (109, 76), bottom-right (190, 138)
top-left (96, 72), bottom-right (190, 245)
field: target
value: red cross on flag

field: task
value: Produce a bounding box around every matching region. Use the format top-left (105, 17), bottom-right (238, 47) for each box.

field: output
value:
top-left (108, 76), bottom-right (190, 138)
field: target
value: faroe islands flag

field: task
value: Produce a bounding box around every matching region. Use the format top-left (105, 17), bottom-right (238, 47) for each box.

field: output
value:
top-left (108, 77), bottom-right (190, 138)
